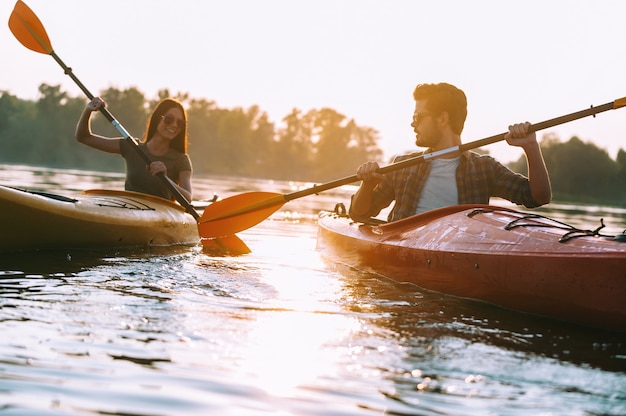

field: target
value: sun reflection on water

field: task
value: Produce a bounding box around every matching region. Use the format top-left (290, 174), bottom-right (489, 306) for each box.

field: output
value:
top-left (192, 220), bottom-right (372, 399)
top-left (236, 310), bottom-right (363, 397)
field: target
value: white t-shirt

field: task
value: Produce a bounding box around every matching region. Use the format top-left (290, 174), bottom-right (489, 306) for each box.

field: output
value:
top-left (415, 157), bottom-right (460, 215)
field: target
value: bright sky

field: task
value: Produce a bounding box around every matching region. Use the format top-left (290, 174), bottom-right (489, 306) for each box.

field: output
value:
top-left (2, 0), bottom-right (625, 164)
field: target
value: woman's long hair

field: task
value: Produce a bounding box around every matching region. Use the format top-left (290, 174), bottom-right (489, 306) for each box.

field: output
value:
top-left (143, 98), bottom-right (188, 154)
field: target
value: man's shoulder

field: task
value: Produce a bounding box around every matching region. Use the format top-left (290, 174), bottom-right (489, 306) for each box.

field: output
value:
top-left (461, 151), bottom-right (510, 174)
top-left (463, 150), bottom-right (498, 162)
top-left (392, 151), bottom-right (424, 162)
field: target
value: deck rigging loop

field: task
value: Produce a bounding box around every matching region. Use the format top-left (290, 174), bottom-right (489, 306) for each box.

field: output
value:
top-left (558, 219), bottom-right (609, 242)
top-left (333, 202), bottom-right (347, 217)
top-left (467, 207), bottom-right (620, 243)
top-left (93, 197), bottom-right (155, 211)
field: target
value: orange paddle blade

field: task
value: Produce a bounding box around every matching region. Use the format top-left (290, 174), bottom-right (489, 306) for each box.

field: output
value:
top-left (9, 1), bottom-right (53, 54)
top-left (198, 192), bottom-right (286, 238)
top-left (201, 234), bottom-right (251, 255)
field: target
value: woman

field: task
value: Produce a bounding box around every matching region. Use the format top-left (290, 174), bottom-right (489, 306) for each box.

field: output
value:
top-left (75, 97), bottom-right (192, 202)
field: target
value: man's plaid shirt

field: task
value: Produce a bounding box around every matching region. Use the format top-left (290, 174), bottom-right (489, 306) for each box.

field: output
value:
top-left (350, 150), bottom-right (541, 222)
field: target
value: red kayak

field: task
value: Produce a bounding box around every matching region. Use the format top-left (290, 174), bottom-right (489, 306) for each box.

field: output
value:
top-left (316, 204), bottom-right (626, 332)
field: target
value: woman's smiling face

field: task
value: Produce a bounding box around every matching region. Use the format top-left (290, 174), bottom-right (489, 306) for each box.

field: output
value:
top-left (159, 108), bottom-right (186, 138)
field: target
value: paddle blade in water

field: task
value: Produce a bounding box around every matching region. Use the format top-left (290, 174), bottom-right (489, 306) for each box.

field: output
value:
top-left (9, 1), bottom-right (53, 54)
top-left (201, 234), bottom-right (251, 255)
top-left (198, 192), bottom-right (286, 238)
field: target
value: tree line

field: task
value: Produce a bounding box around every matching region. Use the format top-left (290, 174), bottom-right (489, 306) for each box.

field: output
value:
top-left (1, 84), bottom-right (625, 205)
top-left (0, 84), bottom-right (383, 183)
top-left (508, 133), bottom-right (626, 205)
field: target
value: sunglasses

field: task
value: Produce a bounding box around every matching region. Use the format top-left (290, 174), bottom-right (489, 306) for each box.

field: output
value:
top-left (161, 114), bottom-right (186, 129)
top-left (412, 112), bottom-right (433, 124)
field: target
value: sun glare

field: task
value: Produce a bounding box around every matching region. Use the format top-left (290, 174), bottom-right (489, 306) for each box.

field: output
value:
top-left (235, 310), bottom-right (362, 397)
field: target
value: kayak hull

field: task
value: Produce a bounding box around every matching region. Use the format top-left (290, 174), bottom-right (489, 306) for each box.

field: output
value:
top-left (316, 204), bottom-right (626, 332)
top-left (0, 186), bottom-right (199, 251)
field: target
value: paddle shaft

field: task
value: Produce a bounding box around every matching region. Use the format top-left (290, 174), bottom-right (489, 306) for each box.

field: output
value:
top-left (283, 98), bottom-right (625, 202)
top-left (48, 52), bottom-right (199, 220)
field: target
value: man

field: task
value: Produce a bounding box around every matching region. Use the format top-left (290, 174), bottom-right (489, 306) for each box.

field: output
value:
top-left (349, 82), bottom-right (552, 222)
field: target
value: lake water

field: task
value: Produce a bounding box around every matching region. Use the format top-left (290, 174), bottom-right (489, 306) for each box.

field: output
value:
top-left (1, 163), bottom-right (625, 416)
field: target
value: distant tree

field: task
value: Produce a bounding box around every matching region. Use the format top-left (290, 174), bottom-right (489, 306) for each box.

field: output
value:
top-left (186, 97), bottom-right (221, 173)
top-left (505, 133), bottom-right (626, 204)
top-left (307, 108), bottom-right (383, 182)
top-left (28, 84), bottom-right (85, 167)
top-left (616, 149), bottom-right (626, 192)
top-left (0, 91), bottom-right (38, 162)
top-left (271, 108), bottom-right (314, 180)
top-left (0, 91), bottom-right (20, 134)
top-left (545, 136), bottom-right (615, 199)
top-left (216, 107), bottom-right (255, 175)
top-left (246, 105), bottom-right (275, 177)
top-left (342, 121), bottom-right (383, 174)
top-left (310, 108), bottom-right (351, 180)
top-left (95, 86), bottom-right (148, 139)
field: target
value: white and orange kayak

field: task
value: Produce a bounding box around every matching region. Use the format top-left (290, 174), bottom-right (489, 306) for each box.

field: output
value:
top-left (0, 185), bottom-right (199, 251)
top-left (316, 204), bottom-right (626, 332)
